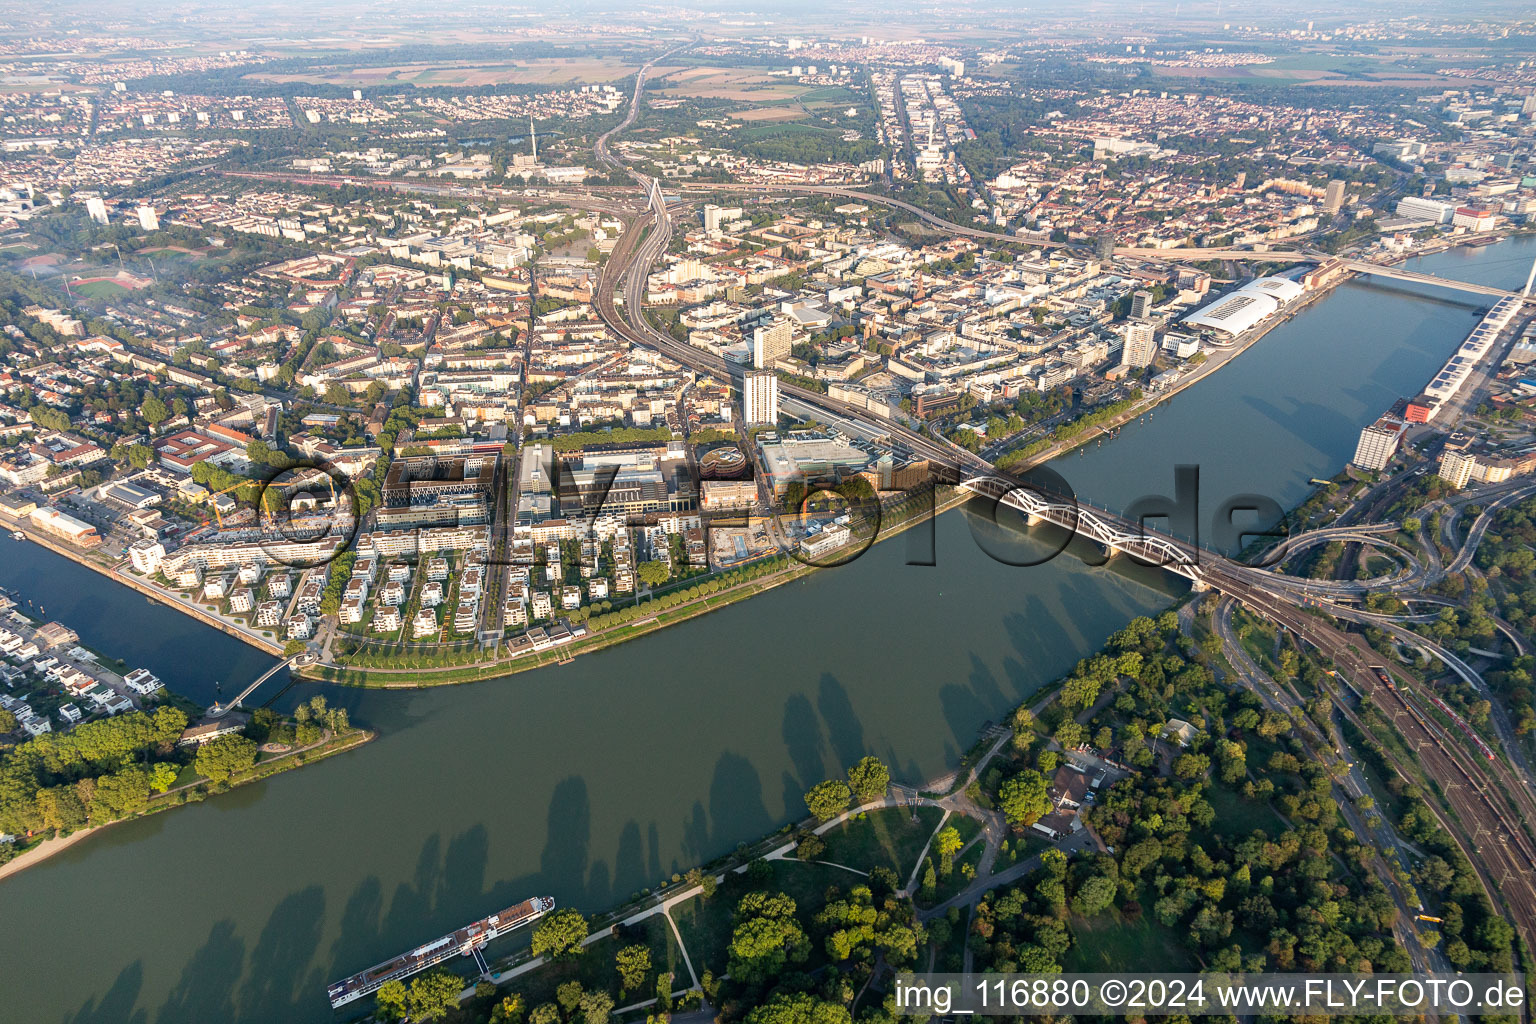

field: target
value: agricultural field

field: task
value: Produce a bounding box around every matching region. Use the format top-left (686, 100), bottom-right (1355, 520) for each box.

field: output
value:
top-left (249, 56), bottom-right (646, 88)
top-left (732, 106), bottom-right (806, 122)
top-left (1150, 50), bottom-right (1455, 86)
top-left (654, 66), bottom-right (811, 104)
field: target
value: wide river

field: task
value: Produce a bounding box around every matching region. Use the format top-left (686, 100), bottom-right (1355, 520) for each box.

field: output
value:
top-left (1, 237), bottom-right (1533, 1023)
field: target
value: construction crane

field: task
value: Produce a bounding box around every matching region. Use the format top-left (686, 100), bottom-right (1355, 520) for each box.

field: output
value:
top-left (204, 478), bottom-right (285, 530)
top-left (203, 480), bottom-right (250, 530)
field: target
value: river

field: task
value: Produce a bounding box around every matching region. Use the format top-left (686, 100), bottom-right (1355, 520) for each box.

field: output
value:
top-left (0, 235), bottom-right (1531, 1023)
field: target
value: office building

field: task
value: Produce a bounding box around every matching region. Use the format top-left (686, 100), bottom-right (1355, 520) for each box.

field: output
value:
top-left (1121, 321), bottom-right (1157, 368)
top-left (1130, 290), bottom-right (1153, 320)
top-left (1351, 416), bottom-right (1408, 471)
top-left (744, 369), bottom-right (779, 425)
top-left (1394, 195), bottom-right (1455, 224)
top-left (701, 204), bottom-right (741, 236)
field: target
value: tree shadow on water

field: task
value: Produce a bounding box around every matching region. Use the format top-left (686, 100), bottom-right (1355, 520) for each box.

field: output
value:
top-left (681, 752), bottom-right (772, 868)
top-left (780, 693), bottom-right (826, 798)
top-left (63, 960), bottom-right (148, 1024)
top-left (816, 674), bottom-right (867, 772)
top-left (231, 886), bottom-right (326, 1020)
top-left (60, 826), bottom-right (497, 1024)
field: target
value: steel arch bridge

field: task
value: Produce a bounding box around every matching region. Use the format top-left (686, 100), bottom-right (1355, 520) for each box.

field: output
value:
top-left (959, 476), bottom-right (1201, 578)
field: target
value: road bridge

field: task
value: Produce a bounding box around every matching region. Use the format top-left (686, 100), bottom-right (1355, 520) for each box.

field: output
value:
top-left (1337, 258), bottom-right (1531, 299)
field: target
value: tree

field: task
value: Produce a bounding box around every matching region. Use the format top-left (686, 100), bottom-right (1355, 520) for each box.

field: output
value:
top-left (803, 779), bottom-right (851, 822)
top-left (728, 891), bottom-right (810, 984)
top-left (556, 982), bottom-right (585, 1014)
top-left (194, 733), bottom-right (258, 784)
top-left (744, 992), bottom-right (853, 1024)
top-left (998, 769), bottom-right (1051, 828)
top-left (148, 763), bottom-right (178, 793)
top-left (375, 979), bottom-right (410, 1021)
top-left (92, 767), bottom-right (151, 820)
top-left (685, 866), bottom-right (717, 899)
top-left (1072, 874), bottom-right (1118, 915)
top-left (490, 994), bottom-right (527, 1024)
top-left (529, 1004), bottom-right (561, 1024)
top-left (0, 708), bottom-right (15, 733)
top-left (531, 907), bottom-right (588, 961)
top-left (934, 825), bottom-right (963, 876)
top-left (141, 395), bottom-right (169, 425)
top-left (846, 756), bottom-right (890, 804)
top-left (579, 989), bottom-right (615, 1024)
top-left (615, 943), bottom-right (651, 994)
top-left (405, 970), bottom-right (463, 1022)
top-left (636, 560), bottom-right (670, 588)
top-left (920, 858), bottom-right (937, 901)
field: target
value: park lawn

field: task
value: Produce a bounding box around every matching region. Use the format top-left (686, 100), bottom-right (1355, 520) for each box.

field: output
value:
top-left (994, 830), bottom-right (1049, 870)
top-left (1204, 781), bottom-right (1281, 839)
top-left (1063, 904), bottom-right (1196, 972)
top-left (670, 860), bottom-right (861, 978)
top-left (171, 763), bottom-right (201, 788)
top-left (669, 878), bottom-right (739, 978)
top-left (769, 859), bottom-right (868, 920)
top-left (949, 811), bottom-right (984, 847)
top-left (914, 840), bottom-right (985, 911)
top-left (817, 805), bottom-right (944, 878)
top-left (505, 916), bottom-right (682, 1009)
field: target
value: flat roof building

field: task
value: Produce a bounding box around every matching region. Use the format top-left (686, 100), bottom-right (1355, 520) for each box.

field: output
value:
top-left (1182, 277), bottom-right (1304, 339)
top-left (1352, 416), bottom-right (1408, 471)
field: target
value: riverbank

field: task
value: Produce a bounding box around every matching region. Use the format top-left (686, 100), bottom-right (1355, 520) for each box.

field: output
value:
top-left (0, 827), bottom-right (97, 883)
top-left (0, 725), bottom-right (375, 883)
top-left (996, 276), bottom-right (1343, 472)
top-left (301, 483), bottom-right (973, 687)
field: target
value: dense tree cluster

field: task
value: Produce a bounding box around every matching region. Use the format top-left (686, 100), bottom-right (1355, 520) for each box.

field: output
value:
top-left (0, 706), bottom-right (187, 834)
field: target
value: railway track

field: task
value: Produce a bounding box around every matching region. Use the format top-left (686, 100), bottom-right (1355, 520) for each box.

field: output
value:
top-left (1218, 573), bottom-right (1536, 951)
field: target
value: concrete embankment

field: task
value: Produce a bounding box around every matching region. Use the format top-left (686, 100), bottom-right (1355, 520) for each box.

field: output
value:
top-left (9, 525), bottom-right (286, 658)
